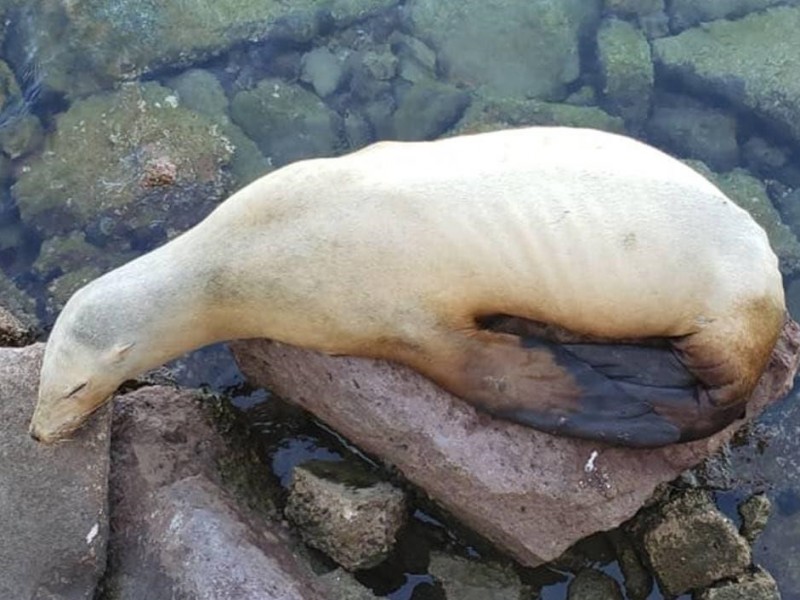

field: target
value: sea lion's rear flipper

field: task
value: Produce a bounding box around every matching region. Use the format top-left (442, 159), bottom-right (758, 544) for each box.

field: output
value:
top-left (410, 330), bottom-right (743, 448)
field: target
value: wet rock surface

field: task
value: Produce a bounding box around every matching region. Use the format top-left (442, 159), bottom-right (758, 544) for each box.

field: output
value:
top-left (102, 385), bottom-right (370, 600)
top-left (0, 303), bottom-right (33, 345)
top-left (286, 460), bottom-right (407, 571)
top-left (653, 6), bottom-right (800, 146)
top-left (428, 552), bottom-right (527, 600)
top-left (406, 0), bottom-right (600, 99)
top-left (0, 343), bottom-right (111, 600)
top-left (567, 568), bottom-right (624, 600)
top-left (696, 568), bottom-right (781, 600)
top-left (739, 493), bottom-right (772, 543)
top-left (231, 318), bottom-right (800, 567)
top-left (636, 491), bottom-right (751, 596)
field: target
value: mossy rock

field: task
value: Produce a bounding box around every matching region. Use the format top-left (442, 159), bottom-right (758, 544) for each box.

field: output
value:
top-left (14, 81), bottom-right (234, 239)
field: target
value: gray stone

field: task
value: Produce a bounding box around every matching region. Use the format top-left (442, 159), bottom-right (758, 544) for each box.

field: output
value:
top-left (640, 491), bottom-right (751, 596)
top-left (653, 7), bottom-right (800, 147)
top-left (230, 78), bottom-right (342, 166)
top-left (0, 344), bottom-right (110, 600)
top-left (392, 80), bottom-right (470, 141)
top-left (647, 105), bottom-right (739, 171)
top-left (567, 569), bottom-right (624, 600)
top-left (407, 0), bottom-right (601, 99)
top-left (428, 552), bottom-right (527, 600)
top-left (103, 386), bottom-right (345, 600)
top-left (696, 568), bottom-right (780, 600)
top-left (667, 0), bottom-right (800, 31)
top-left (0, 304), bottom-right (34, 346)
top-left (317, 569), bottom-right (381, 599)
top-left (607, 529), bottom-right (651, 600)
top-left (286, 460), bottom-right (407, 570)
top-left (596, 18), bottom-right (653, 129)
top-left (738, 493), bottom-right (771, 543)
top-left (230, 318), bottom-right (800, 567)
top-left (301, 48), bottom-right (345, 97)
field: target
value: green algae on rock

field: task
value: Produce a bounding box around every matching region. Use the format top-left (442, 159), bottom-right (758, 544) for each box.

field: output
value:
top-left (407, 0), bottom-right (601, 100)
top-left (653, 6), bottom-right (800, 146)
top-left (13, 81), bottom-right (234, 239)
top-left (596, 18), bottom-right (653, 130)
top-left (12, 0), bottom-right (400, 100)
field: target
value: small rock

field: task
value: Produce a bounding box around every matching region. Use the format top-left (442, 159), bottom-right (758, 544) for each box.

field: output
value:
top-left (596, 18), bottom-right (653, 129)
top-left (361, 49), bottom-right (399, 81)
top-left (286, 460), bottom-right (407, 571)
top-left (608, 529), bottom-right (652, 600)
top-left (428, 552), bottom-right (527, 600)
top-left (639, 491), bottom-right (751, 597)
top-left (301, 48), bottom-right (345, 97)
top-left (317, 569), bottom-right (381, 599)
top-left (0, 113), bottom-right (44, 158)
top-left (389, 32), bottom-right (437, 84)
top-left (696, 567), bottom-right (781, 600)
top-left (392, 80), bottom-right (470, 141)
top-left (168, 68), bottom-right (229, 117)
top-left (738, 493), bottom-right (771, 544)
top-left (742, 136), bottom-right (788, 175)
top-left (567, 568), bottom-right (624, 600)
top-left (0, 305), bottom-right (34, 346)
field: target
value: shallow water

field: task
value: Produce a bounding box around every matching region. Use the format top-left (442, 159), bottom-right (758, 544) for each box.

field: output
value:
top-left (1, 1), bottom-right (799, 597)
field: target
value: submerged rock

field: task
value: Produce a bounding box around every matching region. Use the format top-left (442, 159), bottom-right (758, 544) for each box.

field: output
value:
top-left (230, 318), bottom-right (800, 567)
top-left (0, 344), bottom-right (110, 600)
top-left (596, 18), bottom-right (653, 129)
top-left (407, 0), bottom-right (601, 99)
top-left (286, 460), bottom-right (407, 570)
top-left (654, 6), bottom-right (800, 146)
top-left (0, 304), bottom-right (34, 346)
top-left (428, 552), bottom-right (527, 600)
top-left (14, 81), bottom-right (234, 242)
top-left (8, 0), bottom-right (399, 99)
top-left (667, 0), bottom-right (799, 32)
top-left (392, 79), bottom-right (470, 141)
top-left (738, 493), bottom-right (771, 543)
top-left (567, 568), bottom-right (624, 600)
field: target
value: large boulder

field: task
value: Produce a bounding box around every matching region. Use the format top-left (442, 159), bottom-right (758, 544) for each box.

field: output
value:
top-left (0, 344), bottom-right (111, 600)
top-left (406, 0), bottom-right (601, 100)
top-left (231, 318), bottom-right (800, 566)
top-left (653, 6), bottom-right (800, 147)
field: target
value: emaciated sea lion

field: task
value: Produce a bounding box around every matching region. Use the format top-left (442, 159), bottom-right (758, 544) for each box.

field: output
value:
top-left (30, 127), bottom-right (786, 447)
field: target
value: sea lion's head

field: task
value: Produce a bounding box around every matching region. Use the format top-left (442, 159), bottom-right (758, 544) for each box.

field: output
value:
top-left (29, 281), bottom-right (140, 443)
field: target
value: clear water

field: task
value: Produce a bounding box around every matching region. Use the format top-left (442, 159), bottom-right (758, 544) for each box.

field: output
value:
top-left (1, 1), bottom-right (799, 598)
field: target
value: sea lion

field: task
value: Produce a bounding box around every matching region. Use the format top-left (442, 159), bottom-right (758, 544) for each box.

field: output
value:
top-left (29, 126), bottom-right (786, 447)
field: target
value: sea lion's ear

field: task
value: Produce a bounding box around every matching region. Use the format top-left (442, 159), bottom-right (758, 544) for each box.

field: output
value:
top-left (110, 342), bottom-right (135, 363)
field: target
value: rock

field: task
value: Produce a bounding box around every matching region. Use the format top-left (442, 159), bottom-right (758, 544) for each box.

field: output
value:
top-left (647, 105), bottom-right (739, 171)
top-left (33, 230), bottom-right (135, 282)
top-left (286, 460), bottom-right (407, 570)
top-left (7, 0), bottom-right (399, 99)
top-left (0, 344), bottom-right (110, 600)
top-left (638, 491), bottom-right (751, 596)
top-left (608, 529), bottom-right (652, 600)
top-left (230, 78), bottom-right (342, 167)
top-left (567, 568), bottom-right (624, 600)
top-left (389, 33), bottom-right (437, 84)
top-left (667, 0), bottom-right (799, 32)
top-left (392, 80), bottom-right (470, 140)
top-left (742, 136), bottom-right (788, 175)
top-left (13, 81), bottom-right (234, 242)
top-left (166, 68), bottom-right (270, 186)
top-left (0, 112), bottom-right (43, 158)
top-left (301, 48), bottom-right (345, 98)
top-left (685, 162), bottom-right (800, 276)
top-left (317, 569), bottom-right (381, 599)
top-left (653, 7), bottom-right (800, 146)
top-left (604, 0), bottom-right (663, 19)
top-left (738, 493), bottom-right (771, 543)
top-left (407, 0), bottom-right (601, 99)
top-left (596, 18), bottom-right (653, 129)
top-left (230, 318), bottom-right (800, 566)
top-left (428, 552), bottom-right (527, 600)
top-left (454, 97), bottom-right (625, 136)
top-left (361, 49), bottom-right (399, 81)
top-left (696, 567), bottom-right (781, 600)
top-left (103, 386), bottom-right (362, 600)
top-left (0, 271), bottom-right (36, 325)
top-left (0, 304), bottom-right (34, 346)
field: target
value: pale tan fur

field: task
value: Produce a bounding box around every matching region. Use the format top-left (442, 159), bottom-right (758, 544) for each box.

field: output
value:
top-left (30, 127), bottom-right (785, 444)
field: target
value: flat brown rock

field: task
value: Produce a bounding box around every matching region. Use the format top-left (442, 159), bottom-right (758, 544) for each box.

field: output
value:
top-left (232, 318), bottom-right (800, 566)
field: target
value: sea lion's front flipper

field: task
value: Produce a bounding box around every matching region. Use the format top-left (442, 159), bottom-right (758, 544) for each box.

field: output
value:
top-left (410, 330), bottom-right (739, 448)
